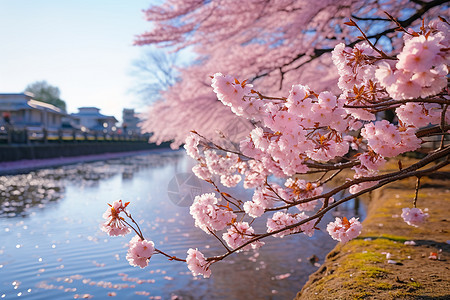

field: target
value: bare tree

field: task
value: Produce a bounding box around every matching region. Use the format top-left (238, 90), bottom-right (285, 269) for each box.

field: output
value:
top-left (130, 49), bottom-right (179, 104)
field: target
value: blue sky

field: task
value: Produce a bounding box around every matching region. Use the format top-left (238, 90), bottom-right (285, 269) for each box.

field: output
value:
top-left (0, 0), bottom-right (156, 122)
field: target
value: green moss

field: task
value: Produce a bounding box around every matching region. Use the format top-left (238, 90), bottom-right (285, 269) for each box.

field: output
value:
top-left (407, 281), bottom-right (421, 289)
top-left (333, 250), bottom-right (390, 286)
top-left (374, 234), bottom-right (410, 243)
top-left (363, 267), bottom-right (390, 278)
top-left (356, 234), bottom-right (410, 244)
top-left (306, 275), bottom-right (334, 294)
top-left (369, 282), bottom-right (393, 290)
top-left (347, 251), bottom-right (385, 263)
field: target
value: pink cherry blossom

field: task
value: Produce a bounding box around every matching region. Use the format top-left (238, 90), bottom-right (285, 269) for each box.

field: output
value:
top-left (349, 166), bottom-right (379, 195)
top-left (100, 200), bottom-right (131, 237)
top-left (267, 212), bottom-right (298, 238)
top-left (243, 200), bottom-right (265, 218)
top-left (361, 120), bottom-right (421, 157)
top-left (266, 212), bottom-right (314, 238)
top-left (332, 42), bottom-right (376, 91)
top-left (396, 35), bottom-right (442, 73)
top-left (192, 163), bottom-right (212, 181)
top-left (300, 217), bottom-right (316, 238)
top-left (244, 183), bottom-right (291, 218)
top-left (375, 61), bottom-right (398, 88)
top-left (136, 1), bottom-right (448, 148)
top-left (240, 136), bottom-right (264, 159)
top-left (126, 235), bottom-right (155, 268)
top-left (285, 178), bottom-right (322, 212)
top-left (222, 222), bottom-right (264, 251)
top-left (286, 84), bottom-right (310, 115)
top-left (318, 91), bottom-right (337, 108)
top-left (401, 207), bottom-right (428, 227)
top-left (376, 31), bottom-right (448, 100)
top-left (190, 193), bottom-right (236, 233)
top-left (344, 135), bottom-right (361, 150)
top-left (358, 152), bottom-right (386, 170)
top-left (220, 174), bottom-right (242, 187)
top-left (242, 160), bottom-right (268, 189)
top-left (250, 127), bottom-right (270, 151)
top-left (206, 151), bottom-right (240, 176)
top-left (396, 102), bottom-right (441, 128)
top-left (327, 217), bottom-right (362, 243)
top-left (211, 73), bottom-right (254, 117)
top-left (184, 132), bottom-right (201, 160)
top-left (186, 248), bottom-right (211, 278)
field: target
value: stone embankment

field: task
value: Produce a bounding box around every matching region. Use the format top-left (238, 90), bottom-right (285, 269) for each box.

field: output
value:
top-left (296, 164), bottom-right (450, 299)
top-left (0, 141), bottom-right (171, 162)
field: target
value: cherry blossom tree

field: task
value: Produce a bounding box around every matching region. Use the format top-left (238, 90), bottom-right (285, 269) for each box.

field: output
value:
top-left (135, 0), bottom-right (447, 147)
top-left (103, 12), bottom-right (449, 279)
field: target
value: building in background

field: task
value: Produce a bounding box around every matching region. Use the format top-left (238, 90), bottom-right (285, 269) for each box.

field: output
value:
top-left (122, 108), bottom-right (141, 134)
top-left (71, 107), bottom-right (118, 133)
top-left (0, 93), bottom-right (67, 129)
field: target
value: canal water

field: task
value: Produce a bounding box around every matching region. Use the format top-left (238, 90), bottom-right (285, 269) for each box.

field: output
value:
top-left (0, 149), bottom-right (365, 300)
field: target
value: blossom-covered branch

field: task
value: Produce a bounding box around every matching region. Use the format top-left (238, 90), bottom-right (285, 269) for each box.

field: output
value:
top-left (102, 16), bottom-right (449, 278)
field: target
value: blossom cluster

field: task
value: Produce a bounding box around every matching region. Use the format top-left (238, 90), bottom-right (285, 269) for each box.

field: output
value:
top-left (100, 200), bottom-right (215, 278)
top-left (100, 200), bottom-right (131, 236)
top-left (101, 201), bottom-right (156, 268)
top-left (361, 120), bottom-right (422, 158)
top-left (185, 137), bottom-right (244, 187)
top-left (401, 207), bottom-right (429, 227)
top-left (190, 193), bottom-right (236, 233)
top-left (186, 248), bottom-right (211, 278)
top-left (377, 27), bottom-right (448, 100)
top-left (267, 212), bottom-right (315, 238)
top-left (126, 235), bottom-right (155, 268)
top-left (222, 222), bottom-right (264, 251)
top-left (327, 217), bottom-right (363, 244)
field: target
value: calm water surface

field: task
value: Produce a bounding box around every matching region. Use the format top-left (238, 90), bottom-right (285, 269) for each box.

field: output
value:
top-left (0, 150), bottom-right (365, 299)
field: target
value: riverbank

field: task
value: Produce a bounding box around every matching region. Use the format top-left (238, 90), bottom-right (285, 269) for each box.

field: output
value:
top-left (296, 165), bottom-right (450, 299)
top-left (0, 147), bottom-right (176, 175)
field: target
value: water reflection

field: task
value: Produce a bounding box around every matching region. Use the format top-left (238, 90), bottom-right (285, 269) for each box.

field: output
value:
top-left (0, 153), bottom-right (184, 218)
top-left (0, 150), bottom-right (365, 299)
top-left (0, 174), bottom-right (64, 218)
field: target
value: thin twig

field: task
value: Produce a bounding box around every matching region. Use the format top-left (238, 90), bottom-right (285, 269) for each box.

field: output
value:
top-left (155, 249), bottom-right (186, 262)
top-left (440, 104), bottom-right (448, 149)
top-left (209, 180), bottom-right (242, 209)
top-left (123, 212), bottom-right (144, 239)
top-left (314, 170), bottom-right (329, 183)
top-left (253, 90), bottom-right (287, 101)
top-left (265, 179), bottom-right (293, 204)
top-left (413, 176), bottom-right (421, 208)
top-left (208, 228), bottom-right (231, 252)
top-left (321, 169), bottom-right (344, 185)
top-left (344, 98), bottom-right (450, 109)
top-left (350, 18), bottom-right (391, 59)
top-left (121, 218), bottom-right (143, 240)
